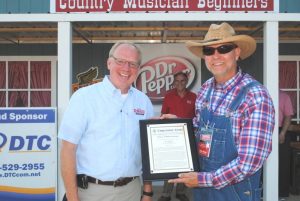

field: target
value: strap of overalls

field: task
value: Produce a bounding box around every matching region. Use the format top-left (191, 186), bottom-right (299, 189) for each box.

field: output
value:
top-left (203, 75), bottom-right (246, 112)
top-left (228, 81), bottom-right (260, 111)
top-left (204, 86), bottom-right (213, 104)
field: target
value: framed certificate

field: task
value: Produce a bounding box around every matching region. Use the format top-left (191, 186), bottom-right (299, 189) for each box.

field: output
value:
top-left (139, 118), bottom-right (200, 181)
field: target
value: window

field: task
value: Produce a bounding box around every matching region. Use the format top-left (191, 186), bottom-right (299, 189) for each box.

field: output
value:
top-left (279, 56), bottom-right (300, 123)
top-left (0, 57), bottom-right (56, 107)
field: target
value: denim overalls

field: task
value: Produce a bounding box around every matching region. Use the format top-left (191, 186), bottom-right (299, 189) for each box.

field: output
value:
top-left (194, 82), bottom-right (262, 201)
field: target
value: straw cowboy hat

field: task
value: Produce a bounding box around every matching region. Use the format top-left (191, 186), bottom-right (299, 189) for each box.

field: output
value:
top-left (186, 22), bottom-right (256, 60)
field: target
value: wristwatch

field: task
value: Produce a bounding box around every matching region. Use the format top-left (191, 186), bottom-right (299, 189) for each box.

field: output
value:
top-left (143, 191), bottom-right (154, 197)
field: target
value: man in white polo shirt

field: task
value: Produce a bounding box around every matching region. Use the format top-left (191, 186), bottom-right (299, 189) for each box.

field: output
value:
top-left (58, 42), bottom-right (154, 201)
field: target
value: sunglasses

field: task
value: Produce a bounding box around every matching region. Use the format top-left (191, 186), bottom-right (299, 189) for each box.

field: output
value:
top-left (203, 44), bottom-right (237, 56)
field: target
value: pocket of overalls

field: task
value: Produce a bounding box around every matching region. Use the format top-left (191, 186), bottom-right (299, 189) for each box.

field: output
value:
top-left (206, 128), bottom-right (226, 164)
top-left (254, 188), bottom-right (262, 201)
top-left (208, 140), bottom-right (225, 163)
top-left (232, 178), bottom-right (252, 201)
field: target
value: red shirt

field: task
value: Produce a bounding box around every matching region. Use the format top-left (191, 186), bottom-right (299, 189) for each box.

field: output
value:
top-left (161, 88), bottom-right (196, 118)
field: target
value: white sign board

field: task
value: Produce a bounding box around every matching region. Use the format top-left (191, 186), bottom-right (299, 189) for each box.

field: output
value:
top-left (0, 108), bottom-right (57, 201)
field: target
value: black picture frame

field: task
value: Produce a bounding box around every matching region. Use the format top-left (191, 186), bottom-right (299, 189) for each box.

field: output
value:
top-left (139, 118), bottom-right (200, 181)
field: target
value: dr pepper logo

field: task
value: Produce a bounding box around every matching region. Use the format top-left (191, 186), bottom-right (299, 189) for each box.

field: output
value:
top-left (134, 56), bottom-right (196, 102)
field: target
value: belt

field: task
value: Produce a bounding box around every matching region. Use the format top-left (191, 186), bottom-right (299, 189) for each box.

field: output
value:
top-left (87, 176), bottom-right (138, 187)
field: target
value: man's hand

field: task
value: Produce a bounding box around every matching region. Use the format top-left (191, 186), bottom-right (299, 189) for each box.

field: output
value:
top-left (279, 132), bottom-right (286, 144)
top-left (141, 195), bottom-right (152, 201)
top-left (141, 181), bottom-right (152, 201)
top-left (168, 172), bottom-right (199, 188)
top-left (160, 114), bottom-right (178, 119)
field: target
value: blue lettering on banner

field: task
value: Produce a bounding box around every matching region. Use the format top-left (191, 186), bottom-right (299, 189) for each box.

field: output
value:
top-left (0, 109), bottom-right (55, 123)
top-left (0, 132), bottom-right (7, 148)
top-left (0, 132), bottom-right (52, 152)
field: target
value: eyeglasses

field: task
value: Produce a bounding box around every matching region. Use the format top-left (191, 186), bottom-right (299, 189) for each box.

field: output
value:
top-left (202, 44), bottom-right (237, 56)
top-left (111, 55), bottom-right (139, 69)
top-left (174, 79), bottom-right (187, 84)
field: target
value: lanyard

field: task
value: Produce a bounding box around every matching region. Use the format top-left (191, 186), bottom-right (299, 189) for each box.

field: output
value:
top-left (207, 73), bottom-right (244, 123)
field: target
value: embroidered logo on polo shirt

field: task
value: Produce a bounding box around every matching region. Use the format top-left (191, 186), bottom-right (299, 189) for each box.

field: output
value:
top-left (187, 100), bottom-right (192, 104)
top-left (134, 108), bottom-right (145, 115)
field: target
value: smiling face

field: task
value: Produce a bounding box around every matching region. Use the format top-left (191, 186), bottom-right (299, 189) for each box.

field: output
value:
top-left (204, 43), bottom-right (241, 83)
top-left (107, 43), bottom-right (140, 94)
top-left (173, 73), bottom-right (188, 93)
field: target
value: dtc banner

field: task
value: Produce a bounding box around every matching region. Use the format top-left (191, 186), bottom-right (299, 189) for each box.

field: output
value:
top-left (0, 108), bottom-right (56, 201)
top-left (52, 0), bottom-right (276, 13)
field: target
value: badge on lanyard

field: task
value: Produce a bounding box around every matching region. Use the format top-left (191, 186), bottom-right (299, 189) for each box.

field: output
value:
top-left (198, 127), bottom-right (213, 158)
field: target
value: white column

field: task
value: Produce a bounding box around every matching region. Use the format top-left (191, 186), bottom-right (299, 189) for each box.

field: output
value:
top-left (263, 21), bottom-right (279, 201)
top-left (57, 21), bottom-right (72, 201)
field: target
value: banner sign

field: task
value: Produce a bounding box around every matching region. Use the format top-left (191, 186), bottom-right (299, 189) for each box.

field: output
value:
top-left (0, 108), bottom-right (56, 201)
top-left (54, 0), bottom-right (275, 13)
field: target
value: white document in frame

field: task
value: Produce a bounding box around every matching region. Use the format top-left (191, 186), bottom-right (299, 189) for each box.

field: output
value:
top-left (147, 123), bottom-right (194, 174)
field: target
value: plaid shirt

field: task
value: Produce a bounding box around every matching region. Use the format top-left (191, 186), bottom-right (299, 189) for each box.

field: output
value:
top-left (194, 70), bottom-right (275, 189)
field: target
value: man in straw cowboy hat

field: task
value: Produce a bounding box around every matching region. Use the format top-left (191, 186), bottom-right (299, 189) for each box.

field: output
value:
top-left (166, 22), bottom-right (275, 201)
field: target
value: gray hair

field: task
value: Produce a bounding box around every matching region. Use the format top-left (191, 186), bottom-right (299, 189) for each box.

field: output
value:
top-left (109, 42), bottom-right (142, 65)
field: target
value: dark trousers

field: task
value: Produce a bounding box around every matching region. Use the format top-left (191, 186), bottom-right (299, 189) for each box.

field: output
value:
top-left (161, 181), bottom-right (186, 197)
top-left (279, 128), bottom-right (291, 197)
